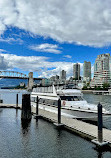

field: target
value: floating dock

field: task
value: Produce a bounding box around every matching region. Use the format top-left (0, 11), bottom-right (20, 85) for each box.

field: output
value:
top-left (1, 103), bottom-right (111, 147)
top-left (31, 106), bottom-right (111, 147)
top-left (0, 104), bottom-right (21, 109)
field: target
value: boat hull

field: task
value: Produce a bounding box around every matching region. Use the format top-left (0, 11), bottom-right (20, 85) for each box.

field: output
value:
top-left (31, 102), bottom-right (111, 122)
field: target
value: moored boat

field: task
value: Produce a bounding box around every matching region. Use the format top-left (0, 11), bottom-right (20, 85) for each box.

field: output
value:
top-left (31, 85), bottom-right (111, 120)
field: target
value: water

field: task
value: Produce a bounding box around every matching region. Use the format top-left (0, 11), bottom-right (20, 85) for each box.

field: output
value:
top-left (0, 78), bottom-right (40, 88)
top-left (0, 78), bottom-right (28, 88)
top-left (0, 109), bottom-right (111, 158)
top-left (83, 94), bottom-right (111, 129)
top-left (83, 94), bottom-right (111, 112)
top-left (0, 92), bottom-right (111, 157)
top-left (0, 89), bottom-right (28, 104)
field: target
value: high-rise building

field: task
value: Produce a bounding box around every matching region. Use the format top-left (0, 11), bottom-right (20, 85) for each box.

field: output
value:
top-left (91, 53), bottom-right (111, 87)
top-left (83, 61), bottom-right (91, 82)
top-left (73, 63), bottom-right (80, 80)
top-left (60, 70), bottom-right (66, 80)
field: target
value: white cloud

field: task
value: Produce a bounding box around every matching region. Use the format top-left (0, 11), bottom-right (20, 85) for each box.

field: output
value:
top-left (29, 43), bottom-right (62, 54)
top-left (64, 55), bottom-right (72, 59)
top-left (0, 53), bottom-right (85, 78)
top-left (0, 55), bottom-right (9, 70)
top-left (0, 0), bottom-right (111, 47)
top-left (0, 49), bottom-right (7, 53)
top-left (0, 37), bottom-right (23, 44)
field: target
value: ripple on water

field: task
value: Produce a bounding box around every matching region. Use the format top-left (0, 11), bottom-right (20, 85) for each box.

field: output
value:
top-left (0, 108), bottom-right (111, 158)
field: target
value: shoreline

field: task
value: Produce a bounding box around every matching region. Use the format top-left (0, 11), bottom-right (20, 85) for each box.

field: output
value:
top-left (81, 90), bottom-right (93, 94)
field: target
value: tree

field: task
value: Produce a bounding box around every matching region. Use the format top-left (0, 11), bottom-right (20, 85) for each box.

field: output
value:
top-left (103, 83), bottom-right (110, 90)
top-left (82, 85), bottom-right (88, 90)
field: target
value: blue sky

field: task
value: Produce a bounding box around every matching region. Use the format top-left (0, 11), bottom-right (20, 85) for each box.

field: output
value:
top-left (0, 0), bottom-right (111, 78)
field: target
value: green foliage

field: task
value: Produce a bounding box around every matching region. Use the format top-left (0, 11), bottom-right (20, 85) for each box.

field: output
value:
top-left (95, 86), bottom-right (102, 90)
top-left (103, 83), bottom-right (110, 90)
top-left (82, 82), bottom-right (110, 91)
top-left (15, 84), bottom-right (26, 89)
top-left (73, 76), bottom-right (81, 80)
top-left (82, 86), bottom-right (88, 90)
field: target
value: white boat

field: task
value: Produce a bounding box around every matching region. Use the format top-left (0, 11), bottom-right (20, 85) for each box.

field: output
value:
top-left (31, 85), bottom-right (111, 120)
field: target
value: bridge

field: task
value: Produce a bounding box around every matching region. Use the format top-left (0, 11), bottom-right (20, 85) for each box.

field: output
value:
top-left (0, 71), bottom-right (42, 80)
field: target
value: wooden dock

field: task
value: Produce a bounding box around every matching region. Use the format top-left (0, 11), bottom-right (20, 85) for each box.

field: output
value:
top-left (32, 106), bottom-right (111, 147)
top-left (0, 104), bottom-right (21, 109)
top-left (1, 103), bottom-right (111, 147)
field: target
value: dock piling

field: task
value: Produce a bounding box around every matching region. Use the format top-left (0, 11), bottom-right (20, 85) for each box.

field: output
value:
top-left (16, 94), bottom-right (18, 108)
top-left (34, 96), bottom-right (41, 119)
top-left (36, 96), bottom-right (39, 115)
top-left (58, 98), bottom-right (61, 124)
top-left (21, 94), bottom-right (32, 120)
top-left (91, 103), bottom-right (108, 147)
top-left (98, 103), bottom-right (103, 143)
top-left (53, 98), bottom-right (64, 128)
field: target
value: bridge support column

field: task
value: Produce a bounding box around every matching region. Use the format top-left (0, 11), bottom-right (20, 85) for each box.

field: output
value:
top-left (28, 72), bottom-right (34, 91)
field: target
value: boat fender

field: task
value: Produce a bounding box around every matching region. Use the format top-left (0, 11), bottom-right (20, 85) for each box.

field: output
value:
top-left (63, 100), bottom-right (66, 106)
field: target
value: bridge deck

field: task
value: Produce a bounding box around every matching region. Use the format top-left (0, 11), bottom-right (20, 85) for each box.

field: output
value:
top-left (0, 76), bottom-right (42, 80)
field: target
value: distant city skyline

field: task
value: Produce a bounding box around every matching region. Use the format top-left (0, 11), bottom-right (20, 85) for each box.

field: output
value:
top-left (0, 1), bottom-right (111, 78)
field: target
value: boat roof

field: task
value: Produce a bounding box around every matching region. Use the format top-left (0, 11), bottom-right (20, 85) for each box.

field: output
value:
top-left (57, 89), bottom-right (82, 96)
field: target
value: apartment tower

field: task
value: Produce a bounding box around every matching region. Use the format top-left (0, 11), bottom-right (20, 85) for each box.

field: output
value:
top-left (91, 53), bottom-right (111, 87)
top-left (83, 61), bottom-right (91, 82)
top-left (73, 63), bottom-right (80, 80)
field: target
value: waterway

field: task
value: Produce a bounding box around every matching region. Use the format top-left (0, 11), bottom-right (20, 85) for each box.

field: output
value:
top-left (0, 108), bottom-right (111, 158)
top-left (0, 91), bottom-right (111, 157)
top-left (83, 94), bottom-right (111, 130)
top-left (0, 89), bottom-right (28, 104)
top-left (0, 78), bottom-right (40, 88)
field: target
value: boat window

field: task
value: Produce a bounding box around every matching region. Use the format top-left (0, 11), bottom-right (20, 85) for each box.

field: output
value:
top-left (74, 96), bottom-right (79, 101)
top-left (60, 96), bottom-right (83, 101)
top-left (77, 96), bottom-right (83, 101)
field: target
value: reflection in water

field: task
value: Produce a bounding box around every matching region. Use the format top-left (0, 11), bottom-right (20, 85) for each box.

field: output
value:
top-left (98, 152), bottom-right (102, 158)
top-left (0, 108), bottom-right (3, 113)
top-left (94, 145), bottom-right (111, 158)
top-left (21, 119), bottom-right (31, 135)
top-left (16, 109), bottom-right (18, 117)
top-left (56, 128), bottom-right (62, 138)
top-left (1, 108), bottom-right (111, 158)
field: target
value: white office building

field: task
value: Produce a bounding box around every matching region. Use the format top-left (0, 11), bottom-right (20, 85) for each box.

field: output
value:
top-left (91, 53), bottom-right (111, 87)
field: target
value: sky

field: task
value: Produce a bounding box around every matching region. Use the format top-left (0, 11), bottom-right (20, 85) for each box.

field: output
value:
top-left (0, 0), bottom-right (111, 78)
